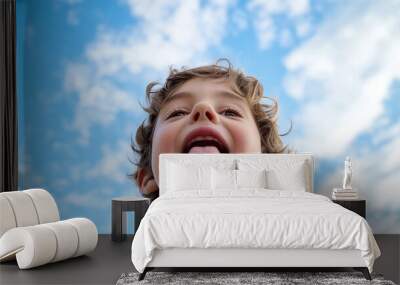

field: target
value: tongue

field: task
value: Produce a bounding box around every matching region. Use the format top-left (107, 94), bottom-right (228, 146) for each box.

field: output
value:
top-left (188, 146), bottom-right (220, 154)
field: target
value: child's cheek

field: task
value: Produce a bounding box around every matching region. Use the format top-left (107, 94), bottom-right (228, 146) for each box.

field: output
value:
top-left (229, 123), bottom-right (261, 153)
top-left (152, 124), bottom-right (178, 153)
top-left (151, 122), bottom-right (180, 184)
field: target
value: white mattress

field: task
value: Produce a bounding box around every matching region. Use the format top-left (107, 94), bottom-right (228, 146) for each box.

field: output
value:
top-left (131, 190), bottom-right (380, 273)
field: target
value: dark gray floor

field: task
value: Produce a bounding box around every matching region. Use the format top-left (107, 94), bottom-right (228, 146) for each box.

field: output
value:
top-left (0, 234), bottom-right (398, 285)
top-left (374, 234), bottom-right (400, 284)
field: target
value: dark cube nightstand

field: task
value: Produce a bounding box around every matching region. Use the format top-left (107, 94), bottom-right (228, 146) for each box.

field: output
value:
top-left (112, 197), bottom-right (150, 241)
top-left (332, 199), bottom-right (366, 218)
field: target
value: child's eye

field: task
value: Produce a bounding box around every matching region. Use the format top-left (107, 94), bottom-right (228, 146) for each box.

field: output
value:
top-left (220, 108), bottom-right (242, 117)
top-left (166, 110), bottom-right (188, 119)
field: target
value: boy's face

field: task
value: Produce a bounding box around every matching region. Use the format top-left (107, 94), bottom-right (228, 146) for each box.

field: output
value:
top-left (151, 77), bottom-right (262, 185)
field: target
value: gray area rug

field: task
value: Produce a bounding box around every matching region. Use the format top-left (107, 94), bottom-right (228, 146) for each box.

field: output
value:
top-left (116, 271), bottom-right (396, 285)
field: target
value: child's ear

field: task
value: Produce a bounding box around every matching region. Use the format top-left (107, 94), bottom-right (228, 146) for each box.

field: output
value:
top-left (136, 168), bottom-right (158, 195)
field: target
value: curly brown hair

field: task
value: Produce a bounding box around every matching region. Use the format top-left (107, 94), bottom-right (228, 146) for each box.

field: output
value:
top-left (131, 59), bottom-right (290, 199)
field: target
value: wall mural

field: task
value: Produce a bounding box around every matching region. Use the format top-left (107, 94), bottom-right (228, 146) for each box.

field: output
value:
top-left (17, 0), bottom-right (400, 233)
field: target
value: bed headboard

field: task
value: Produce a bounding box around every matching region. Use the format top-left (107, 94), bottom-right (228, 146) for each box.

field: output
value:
top-left (159, 153), bottom-right (314, 195)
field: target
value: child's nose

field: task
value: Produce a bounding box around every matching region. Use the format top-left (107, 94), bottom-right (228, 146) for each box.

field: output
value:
top-left (190, 102), bottom-right (219, 124)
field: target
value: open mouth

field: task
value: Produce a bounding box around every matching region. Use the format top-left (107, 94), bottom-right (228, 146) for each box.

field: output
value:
top-left (182, 128), bottom-right (229, 154)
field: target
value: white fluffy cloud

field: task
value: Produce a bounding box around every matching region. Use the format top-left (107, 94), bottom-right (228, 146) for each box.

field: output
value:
top-left (283, 0), bottom-right (400, 158)
top-left (87, 140), bottom-right (133, 183)
top-left (86, 0), bottom-right (232, 77)
top-left (283, 0), bottom-right (400, 233)
top-left (64, 187), bottom-right (113, 209)
top-left (247, 0), bottom-right (311, 49)
top-left (65, 63), bottom-right (141, 144)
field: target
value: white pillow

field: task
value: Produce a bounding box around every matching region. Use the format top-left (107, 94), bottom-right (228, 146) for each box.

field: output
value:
top-left (236, 169), bottom-right (268, 189)
top-left (237, 159), bottom-right (309, 192)
top-left (211, 168), bottom-right (268, 191)
top-left (266, 163), bottom-right (307, 191)
top-left (166, 162), bottom-right (212, 192)
top-left (212, 168), bottom-right (237, 190)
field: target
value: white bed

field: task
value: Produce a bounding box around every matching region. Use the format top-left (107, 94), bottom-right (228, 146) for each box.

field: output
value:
top-left (131, 154), bottom-right (380, 280)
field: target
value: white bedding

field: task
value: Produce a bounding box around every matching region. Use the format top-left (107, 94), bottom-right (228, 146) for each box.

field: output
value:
top-left (131, 190), bottom-right (380, 273)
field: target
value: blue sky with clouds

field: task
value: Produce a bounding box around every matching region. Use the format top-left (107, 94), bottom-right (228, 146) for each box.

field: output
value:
top-left (17, 0), bottom-right (400, 233)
